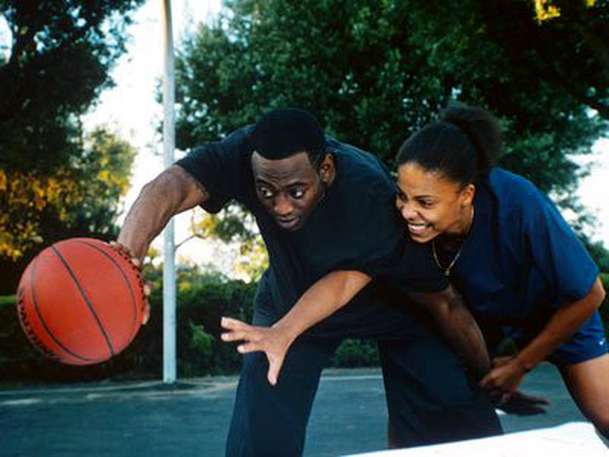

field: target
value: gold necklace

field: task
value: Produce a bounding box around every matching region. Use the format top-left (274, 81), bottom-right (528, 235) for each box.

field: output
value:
top-left (432, 239), bottom-right (463, 277)
top-left (432, 207), bottom-right (474, 276)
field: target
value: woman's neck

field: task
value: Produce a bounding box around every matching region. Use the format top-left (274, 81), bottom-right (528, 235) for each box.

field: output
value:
top-left (440, 205), bottom-right (475, 247)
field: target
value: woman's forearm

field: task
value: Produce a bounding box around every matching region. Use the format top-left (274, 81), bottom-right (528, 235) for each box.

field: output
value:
top-left (272, 270), bottom-right (372, 343)
top-left (516, 277), bottom-right (606, 371)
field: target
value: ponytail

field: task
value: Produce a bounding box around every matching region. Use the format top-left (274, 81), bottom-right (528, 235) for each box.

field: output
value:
top-left (396, 105), bottom-right (502, 186)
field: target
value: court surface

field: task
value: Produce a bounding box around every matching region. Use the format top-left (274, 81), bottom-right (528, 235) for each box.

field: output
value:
top-left (0, 364), bottom-right (599, 456)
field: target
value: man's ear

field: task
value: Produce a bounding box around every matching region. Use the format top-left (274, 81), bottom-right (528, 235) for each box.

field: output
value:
top-left (318, 153), bottom-right (336, 185)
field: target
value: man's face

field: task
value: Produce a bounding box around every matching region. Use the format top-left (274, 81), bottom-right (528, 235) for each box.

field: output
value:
top-left (251, 151), bottom-right (331, 231)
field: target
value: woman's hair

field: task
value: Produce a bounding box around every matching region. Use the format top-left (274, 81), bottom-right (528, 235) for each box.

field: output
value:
top-left (396, 105), bottom-right (503, 186)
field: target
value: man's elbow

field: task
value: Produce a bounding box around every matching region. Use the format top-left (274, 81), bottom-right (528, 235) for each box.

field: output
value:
top-left (140, 166), bottom-right (201, 214)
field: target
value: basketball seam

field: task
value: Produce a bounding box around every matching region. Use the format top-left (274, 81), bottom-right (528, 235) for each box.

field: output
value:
top-left (18, 255), bottom-right (101, 363)
top-left (51, 245), bottom-right (116, 357)
top-left (74, 240), bottom-right (140, 342)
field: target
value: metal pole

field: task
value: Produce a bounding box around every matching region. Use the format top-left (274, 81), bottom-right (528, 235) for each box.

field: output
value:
top-left (161, 0), bottom-right (176, 384)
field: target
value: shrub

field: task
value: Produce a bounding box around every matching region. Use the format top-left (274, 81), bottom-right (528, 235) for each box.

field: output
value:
top-left (332, 339), bottom-right (379, 368)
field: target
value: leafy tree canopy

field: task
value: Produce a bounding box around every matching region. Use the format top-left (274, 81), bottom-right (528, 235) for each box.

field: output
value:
top-left (0, 0), bottom-right (145, 172)
top-left (175, 0), bottom-right (607, 197)
top-left (0, 0), bottom-right (143, 270)
top-left (0, 126), bottom-right (135, 292)
top-left (172, 0), bottom-right (609, 268)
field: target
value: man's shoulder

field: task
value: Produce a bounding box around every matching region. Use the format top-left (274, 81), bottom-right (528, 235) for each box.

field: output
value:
top-left (193, 125), bottom-right (252, 157)
top-left (326, 137), bottom-right (393, 187)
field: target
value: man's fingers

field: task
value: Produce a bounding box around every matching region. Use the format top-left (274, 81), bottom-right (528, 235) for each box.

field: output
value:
top-left (513, 390), bottom-right (550, 405)
top-left (480, 374), bottom-right (494, 389)
top-left (491, 356), bottom-right (512, 368)
top-left (142, 301), bottom-right (150, 325)
top-left (499, 391), bottom-right (512, 406)
top-left (143, 281), bottom-right (152, 296)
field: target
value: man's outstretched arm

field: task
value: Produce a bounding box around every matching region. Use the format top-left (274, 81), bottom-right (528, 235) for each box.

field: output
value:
top-left (117, 165), bottom-right (208, 260)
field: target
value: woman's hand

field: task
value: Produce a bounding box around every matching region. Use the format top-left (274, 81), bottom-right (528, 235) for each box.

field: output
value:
top-left (481, 356), bottom-right (529, 401)
top-left (220, 317), bottom-right (295, 386)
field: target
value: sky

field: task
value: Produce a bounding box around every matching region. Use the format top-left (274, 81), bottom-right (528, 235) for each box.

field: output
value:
top-left (83, 0), bottom-right (236, 270)
top-left (84, 0), bottom-right (609, 265)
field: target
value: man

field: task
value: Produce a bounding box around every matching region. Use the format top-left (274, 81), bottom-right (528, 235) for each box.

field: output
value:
top-left (117, 108), bottom-right (501, 456)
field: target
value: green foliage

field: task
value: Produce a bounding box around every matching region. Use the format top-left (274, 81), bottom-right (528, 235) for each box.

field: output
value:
top-left (184, 321), bottom-right (216, 376)
top-left (175, 0), bottom-right (606, 195)
top-left (0, 127), bottom-right (136, 294)
top-left (0, 294), bottom-right (15, 305)
top-left (332, 339), bottom-right (380, 368)
top-left (186, 205), bottom-right (268, 282)
top-left (0, 0), bottom-right (146, 172)
top-left (582, 237), bottom-right (609, 272)
top-left (0, 0), bottom-right (144, 290)
top-left (0, 273), bottom-right (258, 383)
top-left (172, 0), bottom-right (609, 264)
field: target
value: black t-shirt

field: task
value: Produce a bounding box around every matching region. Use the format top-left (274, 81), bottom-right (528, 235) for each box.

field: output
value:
top-left (176, 127), bottom-right (448, 333)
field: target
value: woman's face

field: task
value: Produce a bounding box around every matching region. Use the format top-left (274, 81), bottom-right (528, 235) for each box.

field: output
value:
top-left (395, 162), bottom-right (475, 243)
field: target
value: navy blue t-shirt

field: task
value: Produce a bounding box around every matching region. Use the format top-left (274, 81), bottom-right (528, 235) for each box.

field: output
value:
top-left (176, 127), bottom-right (447, 329)
top-left (451, 168), bottom-right (599, 322)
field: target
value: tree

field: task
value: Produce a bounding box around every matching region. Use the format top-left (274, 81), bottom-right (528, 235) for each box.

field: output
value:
top-left (0, 127), bottom-right (136, 294)
top-left (0, 0), bottom-right (145, 170)
top-left (181, 205), bottom-right (268, 282)
top-left (0, 0), bottom-right (144, 261)
top-left (170, 0), bottom-right (609, 268)
top-left (174, 0), bottom-right (606, 195)
top-left (532, 0), bottom-right (609, 119)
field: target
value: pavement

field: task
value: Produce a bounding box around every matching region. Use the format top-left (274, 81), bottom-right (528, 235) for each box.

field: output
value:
top-left (0, 364), bottom-right (597, 457)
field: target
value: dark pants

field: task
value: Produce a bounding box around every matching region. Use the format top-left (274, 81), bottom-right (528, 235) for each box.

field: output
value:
top-left (225, 312), bottom-right (501, 456)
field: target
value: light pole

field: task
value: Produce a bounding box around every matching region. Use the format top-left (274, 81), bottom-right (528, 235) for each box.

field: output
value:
top-left (161, 0), bottom-right (176, 384)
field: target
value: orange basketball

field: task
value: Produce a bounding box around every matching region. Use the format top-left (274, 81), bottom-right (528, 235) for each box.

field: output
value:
top-left (16, 238), bottom-right (146, 365)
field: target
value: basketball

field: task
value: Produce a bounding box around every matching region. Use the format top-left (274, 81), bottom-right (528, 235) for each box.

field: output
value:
top-left (16, 238), bottom-right (147, 365)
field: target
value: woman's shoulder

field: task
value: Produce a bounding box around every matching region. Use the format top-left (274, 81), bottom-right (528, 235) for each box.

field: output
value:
top-left (486, 168), bottom-right (545, 207)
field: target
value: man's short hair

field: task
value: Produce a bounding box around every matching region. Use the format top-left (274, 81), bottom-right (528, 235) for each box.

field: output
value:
top-left (249, 108), bottom-right (325, 164)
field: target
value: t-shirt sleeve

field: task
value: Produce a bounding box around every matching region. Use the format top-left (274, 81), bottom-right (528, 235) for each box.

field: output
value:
top-left (521, 190), bottom-right (599, 304)
top-left (174, 126), bottom-right (252, 213)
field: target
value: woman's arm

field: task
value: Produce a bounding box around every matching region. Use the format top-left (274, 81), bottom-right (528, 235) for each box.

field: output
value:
top-left (481, 277), bottom-right (606, 393)
top-left (221, 270), bottom-right (372, 385)
top-left (222, 275), bottom-right (492, 385)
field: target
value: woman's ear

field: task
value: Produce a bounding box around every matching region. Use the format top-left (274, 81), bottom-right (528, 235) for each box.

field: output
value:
top-left (461, 183), bottom-right (476, 207)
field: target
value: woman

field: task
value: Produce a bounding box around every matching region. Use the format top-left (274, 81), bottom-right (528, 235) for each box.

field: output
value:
top-left (394, 105), bottom-right (608, 437)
